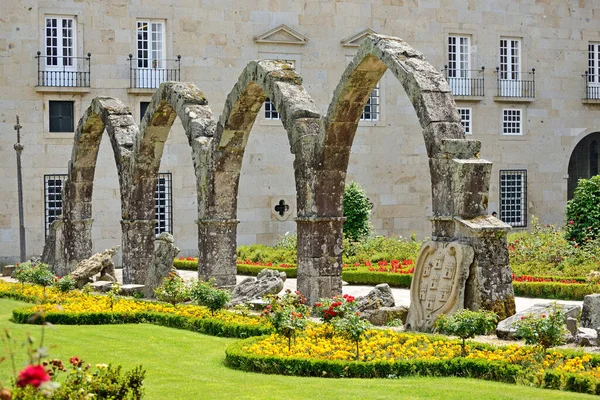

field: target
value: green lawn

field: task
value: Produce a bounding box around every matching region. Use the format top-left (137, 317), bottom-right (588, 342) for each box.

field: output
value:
top-left (0, 299), bottom-right (595, 400)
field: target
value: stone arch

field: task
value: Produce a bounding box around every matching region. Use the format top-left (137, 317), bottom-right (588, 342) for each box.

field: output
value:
top-left (42, 98), bottom-right (138, 276)
top-left (300, 34), bottom-right (515, 319)
top-left (123, 82), bottom-right (216, 284)
top-left (201, 60), bottom-right (322, 285)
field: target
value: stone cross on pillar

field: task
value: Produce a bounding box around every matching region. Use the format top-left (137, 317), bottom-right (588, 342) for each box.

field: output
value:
top-left (274, 199), bottom-right (289, 217)
top-left (14, 116), bottom-right (26, 262)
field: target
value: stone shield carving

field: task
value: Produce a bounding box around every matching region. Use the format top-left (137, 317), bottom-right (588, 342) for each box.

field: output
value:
top-left (405, 241), bottom-right (474, 332)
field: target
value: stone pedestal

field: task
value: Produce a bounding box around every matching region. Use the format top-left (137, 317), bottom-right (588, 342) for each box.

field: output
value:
top-left (197, 218), bottom-right (239, 286)
top-left (296, 216), bottom-right (345, 305)
top-left (581, 294), bottom-right (600, 329)
top-left (121, 219), bottom-right (156, 284)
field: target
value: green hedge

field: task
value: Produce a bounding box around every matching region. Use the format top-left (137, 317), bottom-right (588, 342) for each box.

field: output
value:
top-left (512, 282), bottom-right (599, 301)
top-left (236, 264), bottom-right (297, 278)
top-left (225, 337), bottom-right (600, 395)
top-left (173, 259), bottom-right (197, 271)
top-left (11, 307), bottom-right (272, 339)
top-left (341, 270), bottom-right (412, 288)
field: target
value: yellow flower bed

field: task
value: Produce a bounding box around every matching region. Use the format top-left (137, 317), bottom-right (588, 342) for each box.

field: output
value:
top-left (0, 280), bottom-right (262, 327)
top-left (244, 324), bottom-right (600, 380)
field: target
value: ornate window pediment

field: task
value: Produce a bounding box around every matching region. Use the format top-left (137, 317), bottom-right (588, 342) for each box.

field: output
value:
top-left (341, 28), bottom-right (376, 48)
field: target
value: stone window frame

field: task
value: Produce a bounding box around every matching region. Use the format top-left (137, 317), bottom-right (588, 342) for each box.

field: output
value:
top-left (447, 34), bottom-right (472, 96)
top-left (345, 54), bottom-right (386, 127)
top-left (139, 100), bottom-right (151, 122)
top-left (49, 100), bottom-right (75, 133)
top-left (43, 173), bottom-right (68, 237)
top-left (38, 7), bottom-right (85, 73)
top-left (258, 53), bottom-right (302, 126)
top-left (155, 172), bottom-right (173, 237)
top-left (457, 107), bottom-right (472, 135)
top-left (43, 95), bottom-right (84, 138)
top-left (502, 108), bottom-right (523, 136)
top-left (499, 169), bottom-right (527, 228)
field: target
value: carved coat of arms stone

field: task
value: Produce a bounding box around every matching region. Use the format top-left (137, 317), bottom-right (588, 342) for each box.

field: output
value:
top-left (405, 241), bottom-right (474, 332)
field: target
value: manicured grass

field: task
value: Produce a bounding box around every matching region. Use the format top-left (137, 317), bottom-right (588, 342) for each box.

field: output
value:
top-left (0, 299), bottom-right (595, 400)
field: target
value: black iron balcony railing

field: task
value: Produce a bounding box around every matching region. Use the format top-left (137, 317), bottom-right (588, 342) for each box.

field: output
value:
top-left (584, 72), bottom-right (600, 100)
top-left (128, 55), bottom-right (181, 89)
top-left (444, 66), bottom-right (485, 97)
top-left (495, 67), bottom-right (535, 98)
top-left (36, 51), bottom-right (91, 87)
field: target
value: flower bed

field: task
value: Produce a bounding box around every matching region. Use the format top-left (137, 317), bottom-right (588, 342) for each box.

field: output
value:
top-left (226, 324), bottom-right (600, 395)
top-left (0, 281), bottom-right (271, 339)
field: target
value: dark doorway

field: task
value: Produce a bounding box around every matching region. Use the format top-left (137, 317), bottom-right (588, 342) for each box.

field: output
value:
top-left (568, 132), bottom-right (600, 199)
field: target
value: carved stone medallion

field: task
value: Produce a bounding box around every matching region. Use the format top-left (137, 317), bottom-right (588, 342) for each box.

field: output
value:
top-left (405, 241), bottom-right (474, 332)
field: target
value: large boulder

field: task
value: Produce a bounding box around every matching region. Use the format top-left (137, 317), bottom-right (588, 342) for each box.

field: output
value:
top-left (496, 303), bottom-right (581, 340)
top-left (355, 283), bottom-right (395, 312)
top-left (144, 233), bottom-right (180, 298)
top-left (229, 269), bottom-right (285, 306)
top-left (360, 305), bottom-right (408, 326)
top-left (71, 246), bottom-right (119, 288)
top-left (581, 294), bottom-right (600, 329)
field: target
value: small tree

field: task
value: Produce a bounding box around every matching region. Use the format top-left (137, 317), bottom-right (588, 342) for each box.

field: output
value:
top-left (343, 181), bottom-right (372, 241)
top-left (435, 309), bottom-right (498, 356)
top-left (332, 313), bottom-right (372, 361)
top-left (154, 272), bottom-right (188, 307)
top-left (514, 304), bottom-right (568, 355)
top-left (565, 175), bottom-right (600, 245)
top-left (190, 280), bottom-right (231, 316)
top-left (261, 290), bottom-right (310, 351)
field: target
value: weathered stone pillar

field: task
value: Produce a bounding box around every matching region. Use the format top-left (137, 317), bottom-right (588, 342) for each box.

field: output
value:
top-left (197, 218), bottom-right (239, 286)
top-left (61, 218), bottom-right (93, 276)
top-left (121, 219), bottom-right (155, 284)
top-left (296, 216), bottom-right (345, 304)
top-left (457, 217), bottom-right (516, 320)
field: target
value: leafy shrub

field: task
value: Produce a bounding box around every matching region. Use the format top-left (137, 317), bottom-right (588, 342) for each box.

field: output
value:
top-left (342, 235), bottom-right (422, 265)
top-left (341, 269), bottom-right (413, 288)
top-left (261, 290), bottom-right (310, 350)
top-left (435, 309), bottom-right (498, 356)
top-left (565, 175), bottom-right (600, 245)
top-left (343, 181), bottom-right (372, 241)
top-left (512, 281), bottom-right (599, 301)
top-left (52, 275), bottom-right (76, 293)
top-left (514, 303), bottom-right (568, 354)
top-left (154, 272), bottom-right (189, 306)
top-left (313, 294), bottom-right (357, 322)
top-left (190, 279), bottom-right (231, 316)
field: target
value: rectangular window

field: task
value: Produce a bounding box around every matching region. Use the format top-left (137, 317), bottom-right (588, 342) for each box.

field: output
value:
top-left (155, 172), bottom-right (172, 236)
top-left (136, 20), bottom-right (166, 88)
top-left (502, 108), bottom-right (522, 135)
top-left (45, 16), bottom-right (76, 69)
top-left (499, 38), bottom-right (521, 96)
top-left (360, 83), bottom-right (380, 122)
top-left (448, 35), bottom-right (471, 95)
top-left (264, 60), bottom-right (295, 120)
top-left (44, 174), bottom-right (67, 237)
top-left (499, 170), bottom-right (527, 227)
top-left (588, 42), bottom-right (600, 99)
top-left (140, 101), bottom-right (150, 122)
top-left (457, 108), bottom-right (472, 135)
top-left (49, 101), bottom-right (75, 132)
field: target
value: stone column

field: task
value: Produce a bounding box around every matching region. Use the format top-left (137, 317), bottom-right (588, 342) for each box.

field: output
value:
top-left (296, 216), bottom-right (345, 305)
top-left (197, 218), bottom-right (239, 286)
top-left (121, 219), bottom-right (155, 284)
top-left (62, 218), bottom-right (93, 276)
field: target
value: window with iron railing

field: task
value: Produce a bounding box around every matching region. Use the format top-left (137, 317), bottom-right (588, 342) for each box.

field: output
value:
top-left (585, 42), bottom-right (600, 99)
top-left (44, 174), bottom-right (67, 237)
top-left (499, 170), bottom-right (527, 227)
top-left (155, 173), bottom-right (173, 236)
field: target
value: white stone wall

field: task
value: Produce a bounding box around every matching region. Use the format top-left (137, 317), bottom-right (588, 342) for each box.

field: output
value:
top-left (1, 0), bottom-right (600, 262)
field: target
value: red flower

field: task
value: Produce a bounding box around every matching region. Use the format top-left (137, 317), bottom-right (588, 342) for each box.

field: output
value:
top-left (69, 356), bottom-right (83, 367)
top-left (541, 314), bottom-right (546, 318)
top-left (569, 220), bottom-right (574, 225)
top-left (520, 316), bottom-right (525, 320)
top-left (315, 302), bottom-right (322, 307)
top-left (16, 365), bottom-right (50, 388)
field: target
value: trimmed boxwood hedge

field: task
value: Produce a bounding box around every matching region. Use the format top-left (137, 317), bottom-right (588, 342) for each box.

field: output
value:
top-left (236, 264), bottom-right (297, 278)
top-left (512, 281), bottom-right (599, 301)
top-left (11, 307), bottom-right (272, 339)
top-left (341, 270), bottom-right (412, 288)
top-left (225, 337), bottom-right (600, 395)
top-left (173, 259), bottom-right (197, 271)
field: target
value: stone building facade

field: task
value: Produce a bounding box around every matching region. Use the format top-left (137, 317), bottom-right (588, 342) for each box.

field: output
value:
top-left (0, 0), bottom-right (599, 263)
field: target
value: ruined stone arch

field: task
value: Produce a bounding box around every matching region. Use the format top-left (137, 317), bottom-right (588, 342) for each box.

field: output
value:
top-left (123, 82), bottom-right (216, 284)
top-left (299, 35), bottom-right (515, 320)
top-left (42, 98), bottom-right (138, 276)
top-left (200, 60), bottom-right (322, 285)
